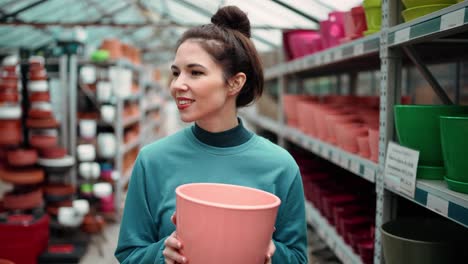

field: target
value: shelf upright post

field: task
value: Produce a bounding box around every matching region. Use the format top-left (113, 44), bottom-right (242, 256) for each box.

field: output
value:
top-left (277, 47), bottom-right (286, 147)
top-left (59, 55), bottom-right (69, 150)
top-left (69, 54), bottom-right (78, 188)
top-left (115, 92), bottom-right (124, 216)
top-left (375, 0), bottom-right (403, 263)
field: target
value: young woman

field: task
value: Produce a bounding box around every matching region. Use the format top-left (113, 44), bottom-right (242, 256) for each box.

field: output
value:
top-left (115, 6), bottom-right (308, 264)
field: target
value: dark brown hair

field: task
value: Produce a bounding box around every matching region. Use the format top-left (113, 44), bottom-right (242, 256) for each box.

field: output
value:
top-left (175, 5), bottom-right (263, 107)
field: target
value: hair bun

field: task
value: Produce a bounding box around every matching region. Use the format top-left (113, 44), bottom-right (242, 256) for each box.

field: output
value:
top-left (211, 6), bottom-right (251, 38)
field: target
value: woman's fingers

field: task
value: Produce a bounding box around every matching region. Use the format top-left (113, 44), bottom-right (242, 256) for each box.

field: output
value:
top-left (264, 240), bottom-right (276, 264)
top-left (163, 232), bottom-right (187, 263)
top-left (171, 213), bottom-right (177, 225)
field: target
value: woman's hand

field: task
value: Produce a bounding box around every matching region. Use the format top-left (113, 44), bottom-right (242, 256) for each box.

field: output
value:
top-left (265, 240), bottom-right (276, 264)
top-left (163, 213), bottom-right (187, 264)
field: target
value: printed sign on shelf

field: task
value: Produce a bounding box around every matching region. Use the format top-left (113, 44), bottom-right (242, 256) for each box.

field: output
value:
top-left (384, 142), bottom-right (420, 198)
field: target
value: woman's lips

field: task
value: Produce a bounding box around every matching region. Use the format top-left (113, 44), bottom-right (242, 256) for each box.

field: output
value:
top-left (176, 98), bottom-right (194, 110)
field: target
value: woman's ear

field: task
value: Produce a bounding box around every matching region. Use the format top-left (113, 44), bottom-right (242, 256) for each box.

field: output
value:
top-left (227, 72), bottom-right (246, 96)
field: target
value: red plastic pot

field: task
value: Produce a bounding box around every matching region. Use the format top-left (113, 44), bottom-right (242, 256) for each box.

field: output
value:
top-left (43, 184), bottom-right (75, 196)
top-left (81, 214), bottom-right (105, 234)
top-left (6, 149), bottom-right (38, 167)
top-left (0, 80), bottom-right (17, 92)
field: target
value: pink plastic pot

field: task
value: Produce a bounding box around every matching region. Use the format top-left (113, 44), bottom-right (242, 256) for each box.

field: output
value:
top-left (321, 11), bottom-right (346, 49)
top-left (357, 136), bottom-right (371, 159)
top-left (283, 30), bottom-right (321, 60)
top-left (368, 128), bottom-right (379, 163)
top-left (283, 94), bottom-right (310, 128)
top-left (297, 99), bottom-right (319, 136)
top-left (176, 183), bottom-right (280, 264)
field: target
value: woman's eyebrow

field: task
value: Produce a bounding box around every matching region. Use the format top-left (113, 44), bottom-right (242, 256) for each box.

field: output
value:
top-left (187, 63), bottom-right (207, 70)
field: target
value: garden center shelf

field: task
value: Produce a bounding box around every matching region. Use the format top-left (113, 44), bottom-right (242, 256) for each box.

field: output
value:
top-left (388, 1), bottom-right (468, 47)
top-left (241, 112), bottom-right (377, 183)
top-left (384, 177), bottom-right (468, 228)
top-left (306, 201), bottom-right (363, 264)
top-left (265, 33), bottom-right (380, 80)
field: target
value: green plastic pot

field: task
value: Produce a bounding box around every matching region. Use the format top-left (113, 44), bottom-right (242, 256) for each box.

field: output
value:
top-left (440, 116), bottom-right (468, 192)
top-left (364, 6), bottom-right (382, 30)
top-left (381, 218), bottom-right (468, 264)
top-left (363, 0), bottom-right (381, 8)
top-left (402, 4), bottom-right (452, 22)
top-left (91, 50), bottom-right (110, 62)
top-left (402, 0), bottom-right (457, 9)
top-left (394, 105), bottom-right (468, 179)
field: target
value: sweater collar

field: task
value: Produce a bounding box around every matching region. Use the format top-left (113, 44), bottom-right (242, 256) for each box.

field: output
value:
top-left (191, 118), bottom-right (253, 148)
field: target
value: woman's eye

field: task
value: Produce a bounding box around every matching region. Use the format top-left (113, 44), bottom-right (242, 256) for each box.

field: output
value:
top-left (172, 71), bottom-right (180, 77)
top-left (191, 71), bottom-right (203, 76)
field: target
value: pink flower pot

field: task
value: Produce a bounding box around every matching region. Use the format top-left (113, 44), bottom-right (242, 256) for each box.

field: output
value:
top-left (368, 128), bottom-right (379, 163)
top-left (176, 183), bottom-right (280, 264)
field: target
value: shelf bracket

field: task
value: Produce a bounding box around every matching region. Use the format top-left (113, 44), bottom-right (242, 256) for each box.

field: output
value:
top-left (402, 45), bottom-right (453, 105)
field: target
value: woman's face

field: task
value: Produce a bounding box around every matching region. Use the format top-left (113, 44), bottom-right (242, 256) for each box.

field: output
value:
top-left (170, 40), bottom-right (235, 124)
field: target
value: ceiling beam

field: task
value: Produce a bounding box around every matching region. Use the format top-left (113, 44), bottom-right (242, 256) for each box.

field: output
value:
top-left (0, 20), bottom-right (300, 30)
top-left (173, 0), bottom-right (277, 47)
top-left (270, 0), bottom-right (320, 24)
top-left (0, 0), bottom-right (49, 22)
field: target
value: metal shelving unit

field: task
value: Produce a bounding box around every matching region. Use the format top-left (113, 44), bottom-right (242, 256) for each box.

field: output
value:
top-left (305, 201), bottom-right (362, 264)
top-left (244, 2), bottom-right (468, 263)
top-left (241, 111), bottom-right (377, 183)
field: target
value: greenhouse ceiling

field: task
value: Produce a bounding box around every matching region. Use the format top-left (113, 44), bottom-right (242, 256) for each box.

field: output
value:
top-left (0, 0), bottom-right (362, 64)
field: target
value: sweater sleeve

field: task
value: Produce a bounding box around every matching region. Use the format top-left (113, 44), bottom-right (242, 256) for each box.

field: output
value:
top-left (114, 155), bottom-right (167, 264)
top-left (271, 170), bottom-right (308, 264)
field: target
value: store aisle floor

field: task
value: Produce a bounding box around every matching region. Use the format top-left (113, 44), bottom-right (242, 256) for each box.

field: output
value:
top-left (80, 223), bottom-right (120, 264)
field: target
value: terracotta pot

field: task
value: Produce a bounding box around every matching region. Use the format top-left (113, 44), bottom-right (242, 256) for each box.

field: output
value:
top-left (6, 149), bottom-right (38, 167)
top-left (43, 184), bottom-right (75, 196)
top-left (0, 167), bottom-right (44, 184)
top-left (0, 123), bottom-right (21, 146)
top-left (39, 147), bottom-right (67, 159)
top-left (29, 92), bottom-right (50, 102)
top-left (81, 214), bottom-right (105, 234)
top-left (0, 80), bottom-right (17, 92)
top-left (101, 38), bottom-right (122, 59)
top-left (30, 134), bottom-right (58, 149)
top-left (26, 117), bottom-right (59, 129)
top-left (0, 92), bottom-right (19, 104)
top-left (3, 188), bottom-right (43, 210)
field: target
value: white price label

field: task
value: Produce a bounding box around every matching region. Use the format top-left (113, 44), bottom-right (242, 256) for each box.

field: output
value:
top-left (350, 160), bottom-right (360, 175)
top-left (321, 147), bottom-right (329, 158)
top-left (385, 174), bottom-right (399, 191)
top-left (312, 143), bottom-right (320, 153)
top-left (332, 151), bottom-right (340, 164)
top-left (323, 53), bottom-right (332, 64)
top-left (441, 9), bottom-right (465, 31)
top-left (385, 142), bottom-right (420, 198)
top-left (364, 167), bottom-right (376, 182)
top-left (340, 156), bottom-right (349, 169)
top-left (394, 27), bottom-right (411, 44)
top-left (354, 43), bottom-right (364, 56)
top-left (334, 49), bottom-right (343, 61)
top-left (427, 194), bottom-right (449, 216)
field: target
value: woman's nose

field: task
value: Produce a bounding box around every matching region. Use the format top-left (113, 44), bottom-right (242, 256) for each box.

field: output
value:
top-left (171, 75), bottom-right (189, 91)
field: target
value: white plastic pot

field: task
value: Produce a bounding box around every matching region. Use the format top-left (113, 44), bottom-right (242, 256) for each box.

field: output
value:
top-left (77, 144), bottom-right (96, 162)
top-left (73, 199), bottom-right (90, 216)
top-left (28, 80), bottom-right (48, 92)
top-left (93, 182), bottom-right (113, 198)
top-left (80, 66), bottom-right (96, 84)
top-left (0, 105), bottom-right (22, 120)
top-left (97, 133), bottom-right (116, 159)
top-left (79, 162), bottom-right (92, 179)
top-left (79, 119), bottom-right (97, 139)
top-left (58, 207), bottom-right (83, 227)
top-left (30, 102), bottom-right (53, 111)
top-left (100, 105), bottom-right (115, 124)
top-left (97, 81), bottom-right (112, 102)
top-left (89, 162), bottom-right (100, 180)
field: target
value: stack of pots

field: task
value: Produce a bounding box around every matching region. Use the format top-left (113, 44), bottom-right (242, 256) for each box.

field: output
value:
top-left (0, 55), bottom-right (50, 264)
top-left (394, 105), bottom-right (468, 182)
top-left (0, 55), bottom-right (45, 210)
top-left (401, 0), bottom-right (458, 22)
top-left (23, 56), bottom-right (77, 228)
top-left (363, 0), bottom-right (381, 36)
top-left (294, 152), bottom-right (375, 264)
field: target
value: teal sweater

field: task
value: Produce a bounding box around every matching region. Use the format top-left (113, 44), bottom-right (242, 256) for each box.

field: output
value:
top-left (115, 122), bottom-right (308, 263)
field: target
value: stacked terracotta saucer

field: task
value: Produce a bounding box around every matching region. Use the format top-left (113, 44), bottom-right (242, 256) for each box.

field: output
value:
top-left (0, 56), bottom-right (45, 210)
